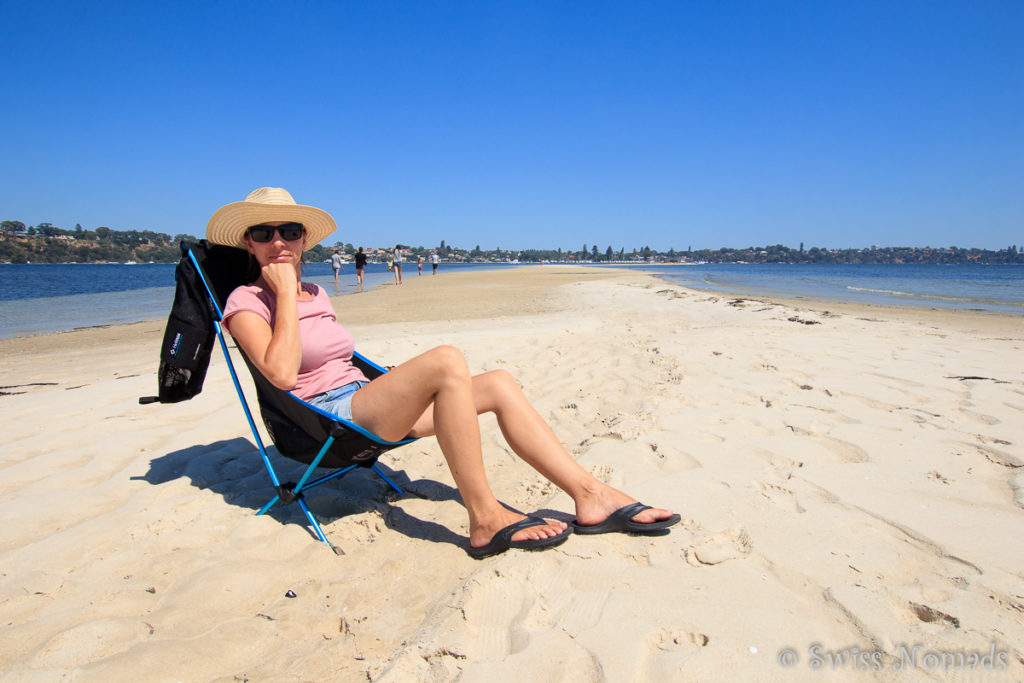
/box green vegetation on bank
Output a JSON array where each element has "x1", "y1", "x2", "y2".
[{"x1": 1, "y1": 221, "x2": 1021, "y2": 265}]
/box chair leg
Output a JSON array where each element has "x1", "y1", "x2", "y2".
[
  {"x1": 255, "y1": 486, "x2": 340, "y2": 552},
  {"x1": 296, "y1": 497, "x2": 342, "y2": 554},
  {"x1": 255, "y1": 451, "x2": 402, "y2": 552},
  {"x1": 371, "y1": 464, "x2": 405, "y2": 495},
  {"x1": 256, "y1": 496, "x2": 279, "y2": 516},
  {"x1": 302, "y1": 464, "x2": 359, "y2": 490}
]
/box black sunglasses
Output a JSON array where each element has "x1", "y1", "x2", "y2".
[{"x1": 246, "y1": 223, "x2": 306, "y2": 243}]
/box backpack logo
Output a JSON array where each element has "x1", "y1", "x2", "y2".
[{"x1": 168, "y1": 331, "x2": 183, "y2": 357}]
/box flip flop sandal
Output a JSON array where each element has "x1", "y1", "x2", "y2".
[
  {"x1": 571, "y1": 502, "x2": 681, "y2": 535},
  {"x1": 467, "y1": 516, "x2": 573, "y2": 559}
]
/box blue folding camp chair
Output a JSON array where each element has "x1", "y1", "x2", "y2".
[{"x1": 142, "y1": 240, "x2": 415, "y2": 553}]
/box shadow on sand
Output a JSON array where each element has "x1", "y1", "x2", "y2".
[{"x1": 134, "y1": 438, "x2": 472, "y2": 550}]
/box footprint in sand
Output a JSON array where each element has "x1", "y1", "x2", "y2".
[
  {"x1": 1009, "y1": 472, "x2": 1024, "y2": 511},
  {"x1": 907, "y1": 602, "x2": 961, "y2": 629},
  {"x1": 686, "y1": 527, "x2": 752, "y2": 566},
  {"x1": 767, "y1": 452, "x2": 804, "y2": 475},
  {"x1": 651, "y1": 630, "x2": 710, "y2": 649},
  {"x1": 641, "y1": 629, "x2": 711, "y2": 679},
  {"x1": 972, "y1": 442, "x2": 1023, "y2": 468},
  {"x1": 756, "y1": 480, "x2": 805, "y2": 513},
  {"x1": 815, "y1": 436, "x2": 870, "y2": 464},
  {"x1": 516, "y1": 478, "x2": 557, "y2": 507}
]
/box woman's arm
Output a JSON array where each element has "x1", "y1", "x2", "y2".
[{"x1": 229, "y1": 264, "x2": 303, "y2": 390}]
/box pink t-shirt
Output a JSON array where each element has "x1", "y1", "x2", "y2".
[{"x1": 222, "y1": 282, "x2": 368, "y2": 400}]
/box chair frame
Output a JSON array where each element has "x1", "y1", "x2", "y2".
[{"x1": 187, "y1": 245, "x2": 413, "y2": 553}]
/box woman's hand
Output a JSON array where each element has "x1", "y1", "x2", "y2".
[
  {"x1": 261, "y1": 263, "x2": 300, "y2": 297},
  {"x1": 229, "y1": 262, "x2": 303, "y2": 391}
]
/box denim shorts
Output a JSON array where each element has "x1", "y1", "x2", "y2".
[{"x1": 307, "y1": 380, "x2": 368, "y2": 421}]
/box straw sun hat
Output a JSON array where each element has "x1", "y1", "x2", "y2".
[{"x1": 206, "y1": 187, "x2": 336, "y2": 250}]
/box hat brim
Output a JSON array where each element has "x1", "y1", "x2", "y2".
[{"x1": 206, "y1": 201, "x2": 336, "y2": 250}]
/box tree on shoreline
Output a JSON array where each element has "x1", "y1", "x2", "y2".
[{"x1": 1, "y1": 221, "x2": 1022, "y2": 265}]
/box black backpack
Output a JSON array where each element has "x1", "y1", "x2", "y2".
[{"x1": 140, "y1": 240, "x2": 255, "y2": 404}]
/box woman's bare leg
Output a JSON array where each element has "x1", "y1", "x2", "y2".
[
  {"x1": 350, "y1": 346, "x2": 567, "y2": 549},
  {"x1": 405, "y1": 368, "x2": 676, "y2": 527}
]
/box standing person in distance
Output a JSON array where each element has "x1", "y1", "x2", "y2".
[
  {"x1": 392, "y1": 245, "x2": 404, "y2": 285},
  {"x1": 331, "y1": 249, "x2": 344, "y2": 283},
  {"x1": 355, "y1": 247, "x2": 367, "y2": 292}
]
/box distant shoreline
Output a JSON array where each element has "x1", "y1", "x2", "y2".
[{"x1": 3, "y1": 227, "x2": 1022, "y2": 266}]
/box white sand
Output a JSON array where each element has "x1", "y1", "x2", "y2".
[{"x1": 1, "y1": 267, "x2": 1022, "y2": 680}]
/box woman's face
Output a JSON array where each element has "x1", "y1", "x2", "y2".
[{"x1": 244, "y1": 221, "x2": 307, "y2": 268}]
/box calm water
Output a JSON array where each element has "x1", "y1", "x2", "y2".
[
  {"x1": 615, "y1": 263, "x2": 1024, "y2": 316},
  {"x1": 0, "y1": 261, "x2": 522, "y2": 338},
  {"x1": 0, "y1": 262, "x2": 1021, "y2": 339}
]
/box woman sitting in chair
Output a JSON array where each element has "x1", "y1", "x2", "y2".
[{"x1": 207, "y1": 187, "x2": 679, "y2": 558}]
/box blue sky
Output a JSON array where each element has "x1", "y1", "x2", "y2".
[{"x1": 2, "y1": 1, "x2": 1021, "y2": 251}]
